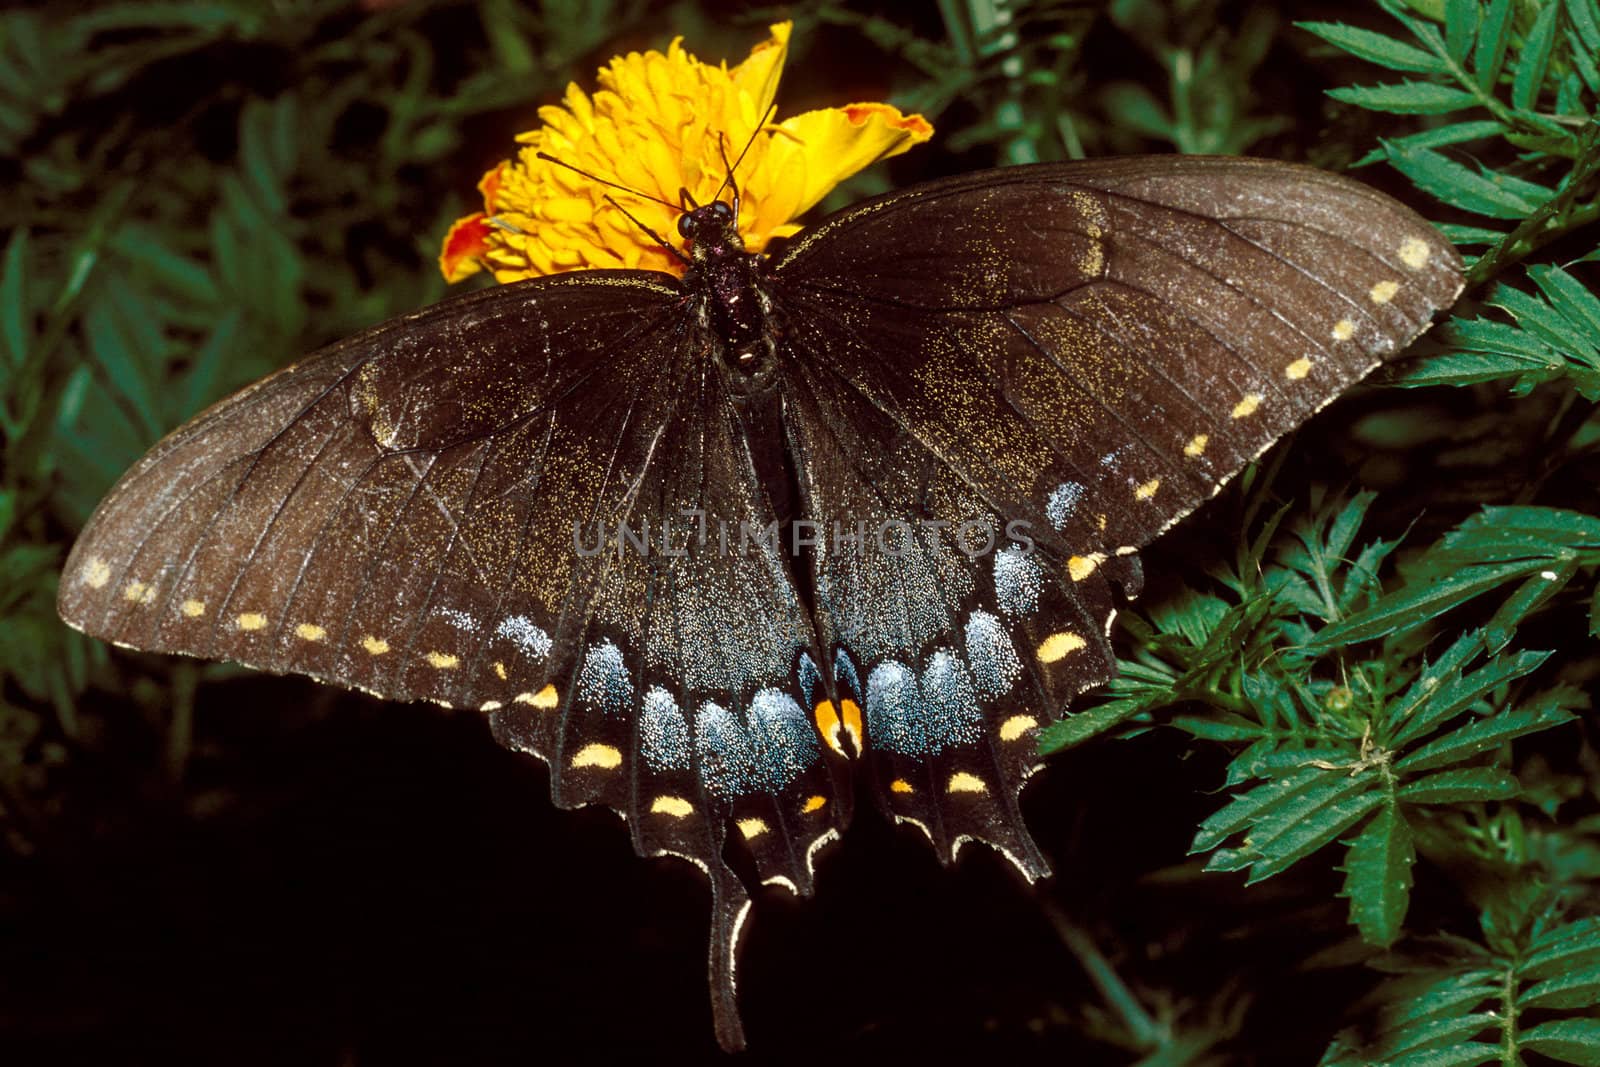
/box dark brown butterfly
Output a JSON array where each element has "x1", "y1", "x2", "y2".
[{"x1": 58, "y1": 156, "x2": 1463, "y2": 1049}]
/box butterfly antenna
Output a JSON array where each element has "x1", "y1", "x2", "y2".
[
  {"x1": 712, "y1": 101, "x2": 776, "y2": 207},
  {"x1": 535, "y1": 152, "x2": 677, "y2": 211},
  {"x1": 604, "y1": 194, "x2": 691, "y2": 267}
]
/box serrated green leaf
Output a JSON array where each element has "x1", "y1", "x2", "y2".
[
  {"x1": 1451, "y1": 506, "x2": 1600, "y2": 550},
  {"x1": 1386, "y1": 1014, "x2": 1501, "y2": 1058},
  {"x1": 1343, "y1": 802, "x2": 1414, "y2": 946},
  {"x1": 1436, "y1": 223, "x2": 1507, "y2": 245},
  {"x1": 1386, "y1": 1044, "x2": 1502, "y2": 1067},
  {"x1": 1397, "y1": 767, "x2": 1521, "y2": 804},
  {"x1": 1393, "y1": 348, "x2": 1566, "y2": 389},
  {"x1": 1492, "y1": 284, "x2": 1600, "y2": 365},
  {"x1": 1519, "y1": 1018, "x2": 1600, "y2": 1066},
  {"x1": 1385, "y1": 143, "x2": 1552, "y2": 218},
  {"x1": 1191, "y1": 763, "x2": 1345, "y2": 853},
  {"x1": 1475, "y1": 0, "x2": 1514, "y2": 89},
  {"x1": 1567, "y1": 25, "x2": 1600, "y2": 94},
  {"x1": 1531, "y1": 265, "x2": 1600, "y2": 348},
  {"x1": 1388, "y1": 649, "x2": 1551, "y2": 748},
  {"x1": 1038, "y1": 697, "x2": 1148, "y2": 751},
  {"x1": 1486, "y1": 557, "x2": 1578, "y2": 652},
  {"x1": 1299, "y1": 21, "x2": 1448, "y2": 72},
  {"x1": 1519, "y1": 966, "x2": 1600, "y2": 1010},
  {"x1": 1511, "y1": 1, "x2": 1559, "y2": 110},
  {"x1": 1315, "y1": 560, "x2": 1541, "y2": 646},
  {"x1": 1572, "y1": 0, "x2": 1600, "y2": 51},
  {"x1": 1394, "y1": 697, "x2": 1575, "y2": 775},
  {"x1": 1330, "y1": 80, "x2": 1478, "y2": 114},
  {"x1": 1245, "y1": 789, "x2": 1387, "y2": 883},
  {"x1": 1388, "y1": 972, "x2": 1503, "y2": 1030},
  {"x1": 1354, "y1": 120, "x2": 1504, "y2": 166},
  {"x1": 1443, "y1": 0, "x2": 1477, "y2": 63}
]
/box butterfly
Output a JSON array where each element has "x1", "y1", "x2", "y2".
[{"x1": 59, "y1": 154, "x2": 1463, "y2": 1049}]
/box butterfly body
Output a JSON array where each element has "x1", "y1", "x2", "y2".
[{"x1": 59, "y1": 157, "x2": 1464, "y2": 1050}]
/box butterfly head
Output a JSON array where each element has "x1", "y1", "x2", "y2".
[{"x1": 678, "y1": 198, "x2": 745, "y2": 261}]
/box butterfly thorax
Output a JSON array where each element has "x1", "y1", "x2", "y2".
[{"x1": 679, "y1": 200, "x2": 780, "y2": 386}]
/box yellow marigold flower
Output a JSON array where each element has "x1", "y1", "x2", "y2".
[{"x1": 439, "y1": 21, "x2": 933, "y2": 283}]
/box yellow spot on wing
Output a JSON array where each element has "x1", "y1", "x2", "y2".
[
  {"x1": 840, "y1": 698, "x2": 862, "y2": 750},
  {"x1": 1067, "y1": 554, "x2": 1100, "y2": 582},
  {"x1": 802, "y1": 795, "x2": 828, "y2": 813},
  {"x1": 737, "y1": 817, "x2": 768, "y2": 839},
  {"x1": 479, "y1": 700, "x2": 503, "y2": 712},
  {"x1": 1183, "y1": 434, "x2": 1208, "y2": 458},
  {"x1": 572, "y1": 743, "x2": 622, "y2": 769},
  {"x1": 947, "y1": 772, "x2": 987, "y2": 794},
  {"x1": 362, "y1": 635, "x2": 390, "y2": 655},
  {"x1": 294, "y1": 623, "x2": 326, "y2": 642},
  {"x1": 514, "y1": 685, "x2": 559, "y2": 708},
  {"x1": 493, "y1": 661, "x2": 507, "y2": 680},
  {"x1": 180, "y1": 599, "x2": 206, "y2": 618},
  {"x1": 1037, "y1": 631, "x2": 1086, "y2": 663},
  {"x1": 651, "y1": 795, "x2": 693, "y2": 818},
  {"x1": 1134, "y1": 478, "x2": 1160, "y2": 501},
  {"x1": 999, "y1": 714, "x2": 1038, "y2": 741},
  {"x1": 1369, "y1": 279, "x2": 1400, "y2": 304},
  {"x1": 815, "y1": 699, "x2": 862, "y2": 757},
  {"x1": 425, "y1": 651, "x2": 460, "y2": 669},
  {"x1": 1231, "y1": 394, "x2": 1262, "y2": 420},
  {"x1": 236, "y1": 612, "x2": 267, "y2": 631},
  {"x1": 1332, "y1": 319, "x2": 1355, "y2": 341},
  {"x1": 1399, "y1": 237, "x2": 1430, "y2": 270},
  {"x1": 889, "y1": 779, "x2": 914, "y2": 794},
  {"x1": 1285, "y1": 357, "x2": 1313, "y2": 380},
  {"x1": 82, "y1": 557, "x2": 111, "y2": 589},
  {"x1": 123, "y1": 580, "x2": 155, "y2": 605}
]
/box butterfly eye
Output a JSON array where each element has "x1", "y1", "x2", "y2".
[
  {"x1": 676, "y1": 214, "x2": 697, "y2": 239},
  {"x1": 710, "y1": 200, "x2": 734, "y2": 222}
]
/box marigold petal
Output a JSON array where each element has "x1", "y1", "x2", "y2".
[
  {"x1": 438, "y1": 212, "x2": 492, "y2": 282},
  {"x1": 770, "y1": 103, "x2": 935, "y2": 216},
  {"x1": 731, "y1": 22, "x2": 791, "y2": 118}
]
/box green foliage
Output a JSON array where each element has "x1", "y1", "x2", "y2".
[{"x1": 2, "y1": 0, "x2": 1599, "y2": 1061}]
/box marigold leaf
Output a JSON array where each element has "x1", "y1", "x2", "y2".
[
  {"x1": 1396, "y1": 767, "x2": 1521, "y2": 804},
  {"x1": 1524, "y1": 917, "x2": 1600, "y2": 979},
  {"x1": 1191, "y1": 762, "x2": 1344, "y2": 854},
  {"x1": 1485, "y1": 558, "x2": 1578, "y2": 653},
  {"x1": 1475, "y1": 0, "x2": 1515, "y2": 88},
  {"x1": 1511, "y1": 1, "x2": 1559, "y2": 111},
  {"x1": 1329, "y1": 80, "x2": 1478, "y2": 114},
  {"x1": 1519, "y1": 1019, "x2": 1600, "y2": 1066},
  {"x1": 1245, "y1": 789, "x2": 1386, "y2": 883},
  {"x1": 1443, "y1": 0, "x2": 1477, "y2": 63},
  {"x1": 1342, "y1": 801, "x2": 1414, "y2": 946},
  {"x1": 1571, "y1": 0, "x2": 1600, "y2": 52},
  {"x1": 1298, "y1": 21, "x2": 1448, "y2": 73},
  {"x1": 1356, "y1": 120, "x2": 1504, "y2": 166},
  {"x1": 1386, "y1": 1045, "x2": 1504, "y2": 1067},
  {"x1": 1518, "y1": 967, "x2": 1600, "y2": 1011},
  {"x1": 1381, "y1": 1009, "x2": 1498, "y2": 1058},
  {"x1": 1314, "y1": 560, "x2": 1541, "y2": 646},
  {"x1": 1385, "y1": 143, "x2": 1552, "y2": 218},
  {"x1": 1393, "y1": 697, "x2": 1575, "y2": 775}
]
